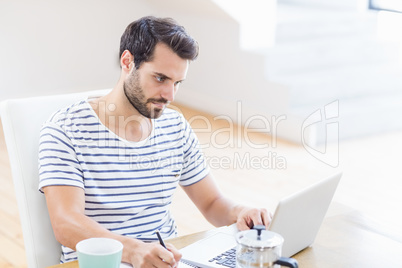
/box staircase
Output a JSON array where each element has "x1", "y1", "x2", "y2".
[
  {"x1": 160, "y1": 0, "x2": 402, "y2": 144},
  {"x1": 263, "y1": 2, "x2": 402, "y2": 142}
]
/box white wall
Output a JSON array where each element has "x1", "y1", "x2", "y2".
[
  {"x1": 1, "y1": 0, "x2": 288, "y2": 108},
  {"x1": 0, "y1": 0, "x2": 152, "y2": 100},
  {"x1": 1, "y1": 0, "x2": 304, "y2": 143}
]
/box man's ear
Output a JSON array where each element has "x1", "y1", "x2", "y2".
[{"x1": 120, "y1": 50, "x2": 134, "y2": 73}]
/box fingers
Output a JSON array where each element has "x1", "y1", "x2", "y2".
[
  {"x1": 157, "y1": 244, "x2": 178, "y2": 268},
  {"x1": 261, "y1": 208, "x2": 272, "y2": 229},
  {"x1": 236, "y1": 219, "x2": 251, "y2": 231},
  {"x1": 236, "y1": 207, "x2": 272, "y2": 231},
  {"x1": 166, "y1": 243, "x2": 182, "y2": 263},
  {"x1": 129, "y1": 242, "x2": 178, "y2": 268}
]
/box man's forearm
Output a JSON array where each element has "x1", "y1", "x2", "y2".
[
  {"x1": 201, "y1": 196, "x2": 245, "y2": 227},
  {"x1": 51, "y1": 210, "x2": 143, "y2": 264},
  {"x1": 201, "y1": 196, "x2": 270, "y2": 230},
  {"x1": 44, "y1": 186, "x2": 145, "y2": 264}
]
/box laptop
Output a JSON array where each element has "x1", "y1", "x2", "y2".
[{"x1": 180, "y1": 172, "x2": 342, "y2": 268}]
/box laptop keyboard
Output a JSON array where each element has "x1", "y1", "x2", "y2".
[{"x1": 208, "y1": 247, "x2": 237, "y2": 268}]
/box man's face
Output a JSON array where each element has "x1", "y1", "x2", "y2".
[{"x1": 123, "y1": 43, "x2": 189, "y2": 119}]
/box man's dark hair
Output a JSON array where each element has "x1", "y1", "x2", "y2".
[{"x1": 119, "y1": 16, "x2": 199, "y2": 69}]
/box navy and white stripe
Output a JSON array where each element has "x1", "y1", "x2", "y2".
[{"x1": 38, "y1": 99, "x2": 209, "y2": 263}]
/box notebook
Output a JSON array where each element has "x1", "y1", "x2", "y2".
[{"x1": 180, "y1": 172, "x2": 342, "y2": 268}]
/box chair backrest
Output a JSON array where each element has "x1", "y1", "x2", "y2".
[{"x1": 0, "y1": 89, "x2": 110, "y2": 268}]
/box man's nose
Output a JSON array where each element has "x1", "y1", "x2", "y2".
[{"x1": 161, "y1": 83, "x2": 176, "y2": 102}]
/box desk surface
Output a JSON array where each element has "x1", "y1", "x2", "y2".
[{"x1": 48, "y1": 209, "x2": 402, "y2": 268}]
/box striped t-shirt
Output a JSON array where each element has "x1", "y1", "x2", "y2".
[{"x1": 38, "y1": 99, "x2": 209, "y2": 263}]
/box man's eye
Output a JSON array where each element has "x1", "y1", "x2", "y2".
[
  {"x1": 174, "y1": 81, "x2": 182, "y2": 86},
  {"x1": 156, "y1": 76, "x2": 165, "y2": 82}
]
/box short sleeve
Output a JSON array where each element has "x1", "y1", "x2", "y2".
[
  {"x1": 38, "y1": 122, "x2": 84, "y2": 192},
  {"x1": 179, "y1": 116, "x2": 209, "y2": 186}
]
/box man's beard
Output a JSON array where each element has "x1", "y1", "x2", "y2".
[{"x1": 123, "y1": 70, "x2": 169, "y2": 119}]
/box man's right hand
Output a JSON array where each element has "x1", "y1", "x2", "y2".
[
  {"x1": 43, "y1": 185, "x2": 182, "y2": 268},
  {"x1": 124, "y1": 239, "x2": 182, "y2": 268}
]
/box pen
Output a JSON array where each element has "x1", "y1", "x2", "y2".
[{"x1": 156, "y1": 230, "x2": 167, "y2": 248}]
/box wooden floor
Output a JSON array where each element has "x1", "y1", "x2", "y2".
[
  {"x1": 0, "y1": 120, "x2": 26, "y2": 268},
  {"x1": 1, "y1": 103, "x2": 401, "y2": 267}
]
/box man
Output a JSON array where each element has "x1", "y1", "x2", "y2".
[{"x1": 39, "y1": 16, "x2": 270, "y2": 267}]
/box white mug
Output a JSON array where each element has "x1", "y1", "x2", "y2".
[{"x1": 76, "y1": 237, "x2": 123, "y2": 268}]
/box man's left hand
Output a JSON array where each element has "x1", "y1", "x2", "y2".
[{"x1": 236, "y1": 207, "x2": 272, "y2": 231}]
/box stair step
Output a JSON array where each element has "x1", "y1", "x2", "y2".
[
  {"x1": 264, "y1": 35, "x2": 399, "y2": 78},
  {"x1": 290, "y1": 92, "x2": 402, "y2": 142},
  {"x1": 280, "y1": 61, "x2": 402, "y2": 107},
  {"x1": 275, "y1": 4, "x2": 378, "y2": 43}
]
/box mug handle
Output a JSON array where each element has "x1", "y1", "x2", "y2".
[{"x1": 274, "y1": 257, "x2": 299, "y2": 268}]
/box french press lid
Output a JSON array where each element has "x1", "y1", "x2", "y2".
[{"x1": 236, "y1": 225, "x2": 284, "y2": 249}]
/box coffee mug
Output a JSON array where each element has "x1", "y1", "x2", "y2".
[{"x1": 76, "y1": 237, "x2": 123, "y2": 268}]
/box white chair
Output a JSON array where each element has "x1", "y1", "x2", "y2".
[{"x1": 0, "y1": 89, "x2": 110, "y2": 268}]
